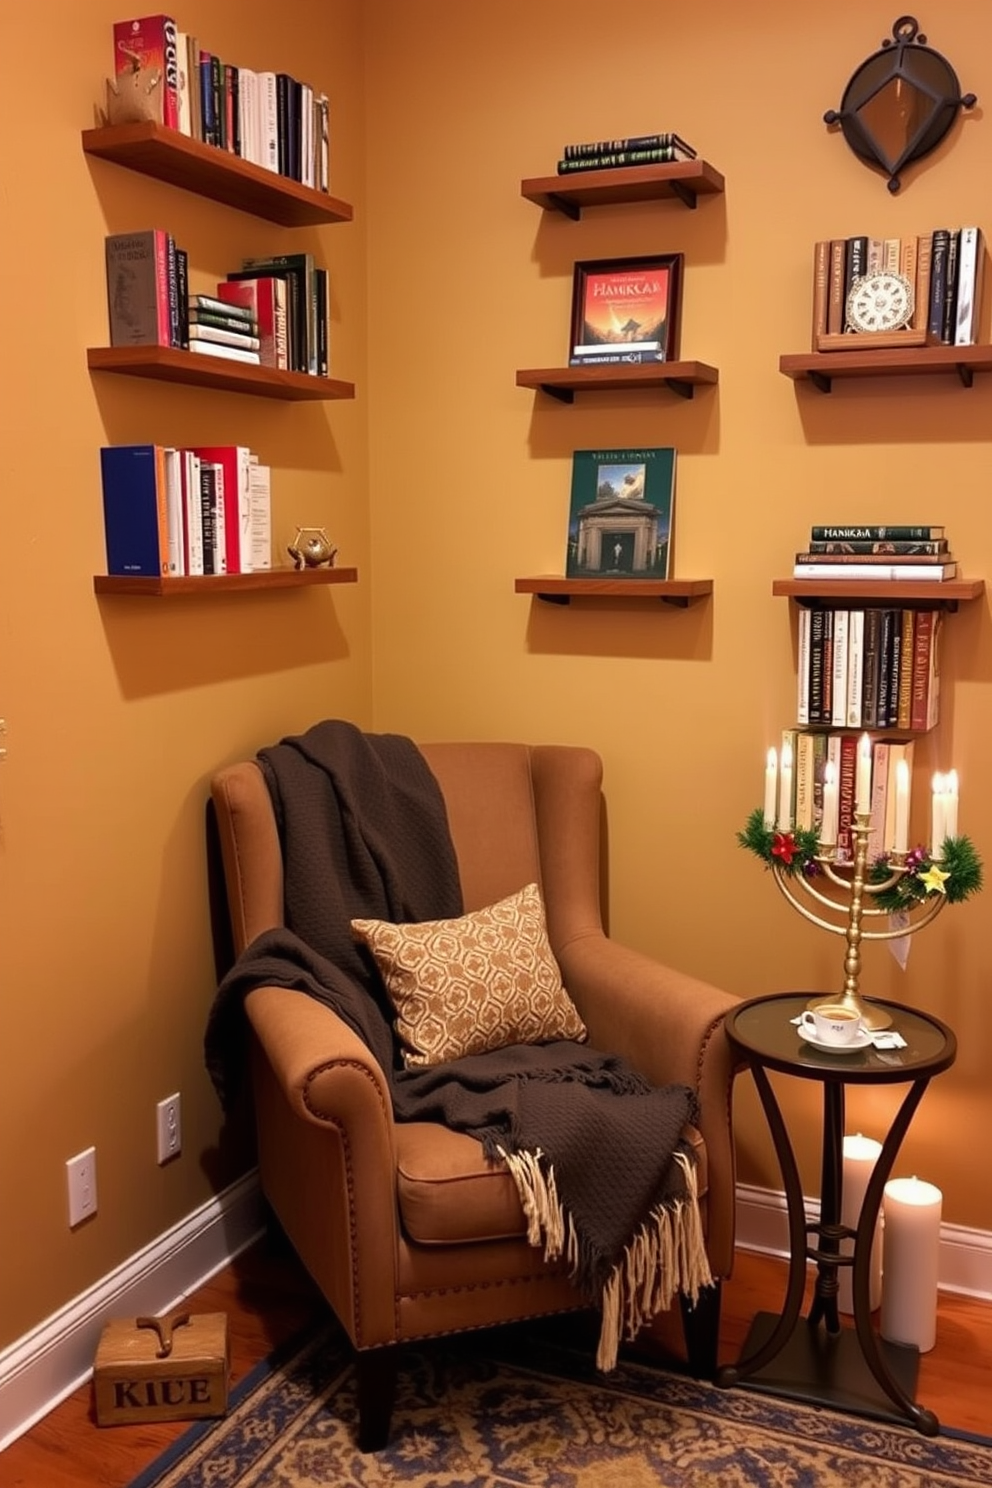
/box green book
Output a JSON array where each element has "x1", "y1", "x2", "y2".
[{"x1": 565, "y1": 447, "x2": 676, "y2": 579}]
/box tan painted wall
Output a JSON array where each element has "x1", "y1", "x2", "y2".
[
  {"x1": 2, "y1": 0, "x2": 991, "y2": 1358},
  {"x1": 362, "y1": 1, "x2": 992, "y2": 1222},
  {"x1": 0, "y1": 0, "x2": 370, "y2": 1345}
]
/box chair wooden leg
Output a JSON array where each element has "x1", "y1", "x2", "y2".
[
  {"x1": 355, "y1": 1345, "x2": 399, "y2": 1451},
  {"x1": 679, "y1": 1281, "x2": 722, "y2": 1379}
]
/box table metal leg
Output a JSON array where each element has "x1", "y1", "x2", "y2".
[{"x1": 807, "y1": 1081, "x2": 844, "y2": 1336}]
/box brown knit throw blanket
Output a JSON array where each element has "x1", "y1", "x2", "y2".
[{"x1": 205, "y1": 720, "x2": 712, "y2": 1369}]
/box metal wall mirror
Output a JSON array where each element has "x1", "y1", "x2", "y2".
[{"x1": 824, "y1": 15, "x2": 976, "y2": 192}]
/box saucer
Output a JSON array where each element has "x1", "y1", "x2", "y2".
[{"x1": 798, "y1": 1024, "x2": 873, "y2": 1054}]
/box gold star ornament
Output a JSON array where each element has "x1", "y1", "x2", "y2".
[{"x1": 918, "y1": 864, "x2": 951, "y2": 895}]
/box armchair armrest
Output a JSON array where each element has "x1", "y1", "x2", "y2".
[
  {"x1": 245, "y1": 986, "x2": 402, "y2": 1345},
  {"x1": 556, "y1": 930, "x2": 743, "y2": 1277}
]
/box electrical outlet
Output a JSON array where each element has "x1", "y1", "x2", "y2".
[
  {"x1": 156, "y1": 1093, "x2": 182, "y2": 1165},
  {"x1": 67, "y1": 1147, "x2": 98, "y2": 1227}
]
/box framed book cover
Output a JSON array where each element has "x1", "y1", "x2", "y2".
[
  {"x1": 569, "y1": 255, "x2": 683, "y2": 363},
  {"x1": 565, "y1": 448, "x2": 676, "y2": 579}
]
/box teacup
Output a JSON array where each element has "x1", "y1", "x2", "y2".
[{"x1": 799, "y1": 1005, "x2": 864, "y2": 1046}]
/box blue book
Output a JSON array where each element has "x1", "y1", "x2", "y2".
[{"x1": 100, "y1": 445, "x2": 168, "y2": 577}]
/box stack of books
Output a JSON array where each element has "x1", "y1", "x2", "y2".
[
  {"x1": 793, "y1": 526, "x2": 957, "y2": 582},
  {"x1": 555, "y1": 132, "x2": 696, "y2": 176},
  {"x1": 812, "y1": 229, "x2": 985, "y2": 348},
  {"x1": 189, "y1": 295, "x2": 260, "y2": 366}
]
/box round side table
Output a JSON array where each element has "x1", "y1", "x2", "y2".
[{"x1": 716, "y1": 991, "x2": 955, "y2": 1435}]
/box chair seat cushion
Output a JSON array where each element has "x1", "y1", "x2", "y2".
[{"x1": 395, "y1": 1120, "x2": 707, "y2": 1246}]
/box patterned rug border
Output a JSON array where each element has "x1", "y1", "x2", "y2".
[{"x1": 124, "y1": 1320, "x2": 992, "y2": 1488}]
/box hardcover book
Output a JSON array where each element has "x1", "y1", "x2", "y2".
[
  {"x1": 105, "y1": 230, "x2": 171, "y2": 347},
  {"x1": 810, "y1": 526, "x2": 945, "y2": 541},
  {"x1": 565, "y1": 448, "x2": 676, "y2": 580},
  {"x1": 99, "y1": 444, "x2": 169, "y2": 577},
  {"x1": 111, "y1": 14, "x2": 180, "y2": 128},
  {"x1": 216, "y1": 277, "x2": 288, "y2": 369}
]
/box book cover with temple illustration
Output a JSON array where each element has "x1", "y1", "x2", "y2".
[{"x1": 565, "y1": 447, "x2": 676, "y2": 579}]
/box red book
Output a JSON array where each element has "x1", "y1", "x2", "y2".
[
  {"x1": 216, "y1": 278, "x2": 287, "y2": 368},
  {"x1": 836, "y1": 734, "x2": 858, "y2": 862},
  {"x1": 113, "y1": 15, "x2": 180, "y2": 129},
  {"x1": 190, "y1": 446, "x2": 253, "y2": 575}
]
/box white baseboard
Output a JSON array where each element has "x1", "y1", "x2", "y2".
[
  {"x1": 0, "y1": 1170, "x2": 264, "y2": 1452},
  {"x1": 735, "y1": 1181, "x2": 992, "y2": 1298}
]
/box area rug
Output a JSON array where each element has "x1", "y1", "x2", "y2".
[{"x1": 127, "y1": 1321, "x2": 992, "y2": 1488}]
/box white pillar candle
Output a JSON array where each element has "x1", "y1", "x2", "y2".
[
  {"x1": 763, "y1": 748, "x2": 778, "y2": 829},
  {"x1": 944, "y1": 769, "x2": 959, "y2": 840},
  {"x1": 893, "y1": 758, "x2": 910, "y2": 855},
  {"x1": 880, "y1": 1176, "x2": 942, "y2": 1352},
  {"x1": 820, "y1": 760, "x2": 838, "y2": 847},
  {"x1": 838, "y1": 1133, "x2": 883, "y2": 1315},
  {"x1": 931, "y1": 772, "x2": 947, "y2": 857},
  {"x1": 856, "y1": 732, "x2": 872, "y2": 816},
  {"x1": 777, "y1": 742, "x2": 793, "y2": 830}
]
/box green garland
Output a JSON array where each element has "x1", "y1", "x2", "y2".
[{"x1": 738, "y1": 806, "x2": 984, "y2": 908}]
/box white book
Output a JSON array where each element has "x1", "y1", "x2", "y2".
[
  {"x1": 792, "y1": 563, "x2": 956, "y2": 582},
  {"x1": 796, "y1": 606, "x2": 810, "y2": 726},
  {"x1": 248, "y1": 461, "x2": 272, "y2": 570},
  {"x1": 830, "y1": 609, "x2": 849, "y2": 727},
  {"x1": 188, "y1": 340, "x2": 261, "y2": 366},
  {"x1": 238, "y1": 68, "x2": 258, "y2": 165},
  {"x1": 183, "y1": 450, "x2": 204, "y2": 576},
  {"x1": 846, "y1": 609, "x2": 865, "y2": 728},
  {"x1": 868, "y1": 741, "x2": 890, "y2": 860},
  {"x1": 257, "y1": 72, "x2": 279, "y2": 174},
  {"x1": 234, "y1": 446, "x2": 254, "y2": 574},
  {"x1": 317, "y1": 94, "x2": 329, "y2": 191},
  {"x1": 571, "y1": 341, "x2": 662, "y2": 355},
  {"x1": 953, "y1": 226, "x2": 985, "y2": 346},
  {"x1": 301, "y1": 82, "x2": 314, "y2": 188},
  {"x1": 189, "y1": 324, "x2": 261, "y2": 351}
]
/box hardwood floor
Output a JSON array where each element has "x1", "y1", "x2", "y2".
[{"x1": 3, "y1": 1234, "x2": 990, "y2": 1486}]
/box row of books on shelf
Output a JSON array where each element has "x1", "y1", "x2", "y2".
[
  {"x1": 780, "y1": 729, "x2": 916, "y2": 864},
  {"x1": 109, "y1": 15, "x2": 329, "y2": 190},
  {"x1": 100, "y1": 444, "x2": 271, "y2": 579},
  {"x1": 797, "y1": 606, "x2": 942, "y2": 733},
  {"x1": 105, "y1": 231, "x2": 326, "y2": 373},
  {"x1": 812, "y1": 228, "x2": 985, "y2": 347},
  {"x1": 791, "y1": 524, "x2": 957, "y2": 582},
  {"x1": 554, "y1": 131, "x2": 696, "y2": 175}
]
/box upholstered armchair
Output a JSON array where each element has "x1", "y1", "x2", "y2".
[{"x1": 208, "y1": 739, "x2": 741, "y2": 1449}]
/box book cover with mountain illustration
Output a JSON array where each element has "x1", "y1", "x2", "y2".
[{"x1": 565, "y1": 447, "x2": 676, "y2": 579}]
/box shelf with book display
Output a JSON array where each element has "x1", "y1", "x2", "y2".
[
  {"x1": 87, "y1": 346, "x2": 355, "y2": 401},
  {"x1": 81, "y1": 122, "x2": 353, "y2": 227},
  {"x1": 515, "y1": 577, "x2": 712, "y2": 607},
  {"x1": 779, "y1": 344, "x2": 992, "y2": 393},
  {"x1": 93, "y1": 567, "x2": 358, "y2": 597},
  {"x1": 520, "y1": 159, "x2": 725, "y2": 218},
  {"x1": 516, "y1": 360, "x2": 718, "y2": 402},
  {"x1": 773, "y1": 578, "x2": 984, "y2": 612}
]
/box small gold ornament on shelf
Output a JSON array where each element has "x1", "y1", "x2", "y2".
[{"x1": 287, "y1": 527, "x2": 338, "y2": 570}]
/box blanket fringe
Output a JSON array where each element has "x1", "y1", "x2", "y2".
[{"x1": 497, "y1": 1144, "x2": 713, "y2": 1372}]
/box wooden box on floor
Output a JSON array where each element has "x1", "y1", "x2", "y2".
[{"x1": 93, "y1": 1311, "x2": 229, "y2": 1426}]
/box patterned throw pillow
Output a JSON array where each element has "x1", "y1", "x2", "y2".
[{"x1": 351, "y1": 882, "x2": 587, "y2": 1069}]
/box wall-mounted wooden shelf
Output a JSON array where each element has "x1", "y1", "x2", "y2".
[
  {"x1": 779, "y1": 344, "x2": 992, "y2": 393},
  {"x1": 516, "y1": 360, "x2": 718, "y2": 402},
  {"x1": 94, "y1": 567, "x2": 358, "y2": 597},
  {"x1": 81, "y1": 122, "x2": 353, "y2": 227},
  {"x1": 773, "y1": 578, "x2": 984, "y2": 611},
  {"x1": 520, "y1": 160, "x2": 725, "y2": 218},
  {"x1": 87, "y1": 346, "x2": 355, "y2": 401},
  {"x1": 516, "y1": 577, "x2": 713, "y2": 607}
]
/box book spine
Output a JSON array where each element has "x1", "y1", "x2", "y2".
[
  {"x1": 846, "y1": 609, "x2": 865, "y2": 729},
  {"x1": 161, "y1": 17, "x2": 180, "y2": 129},
  {"x1": 792, "y1": 563, "x2": 955, "y2": 581},
  {"x1": 187, "y1": 340, "x2": 260, "y2": 364},
  {"x1": 807, "y1": 540, "x2": 948, "y2": 555},
  {"x1": 556, "y1": 147, "x2": 687, "y2": 173},
  {"x1": 837, "y1": 734, "x2": 858, "y2": 862},
  {"x1": 810, "y1": 526, "x2": 945, "y2": 541},
  {"x1": 183, "y1": 451, "x2": 204, "y2": 576},
  {"x1": 796, "y1": 607, "x2": 811, "y2": 726},
  {"x1": 899, "y1": 234, "x2": 918, "y2": 319},
  {"x1": 175, "y1": 247, "x2": 189, "y2": 348},
  {"x1": 868, "y1": 741, "x2": 890, "y2": 860},
  {"x1": 315, "y1": 267, "x2": 328, "y2": 376},
  {"x1": 199, "y1": 52, "x2": 215, "y2": 144},
  {"x1": 563, "y1": 133, "x2": 695, "y2": 159},
  {"x1": 883, "y1": 238, "x2": 901, "y2": 272},
  {"x1": 807, "y1": 609, "x2": 825, "y2": 725},
  {"x1": 912, "y1": 230, "x2": 932, "y2": 336},
  {"x1": 191, "y1": 309, "x2": 260, "y2": 334},
  {"x1": 876, "y1": 607, "x2": 895, "y2": 728},
  {"x1": 953, "y1": 226, "x2": 983, "y2": 345},
  {"x1": 794, "y1": 731, "x2": 815, "y2": 831},
  {"x1": 226, "y1": 64, "x2": 239, "y2": 155},
  {"x1": 909, "y1": 610, "x2": 934, "y2": 731},
  {"x1": 811, "y1": 240, "x2": 830, "y2": 346},
  {"x1": 941, "y1": 229, "x2": 961, "y2": 344},
  {"x1": 189, "y1": 324, "x2": 261, "y2": 349},
  {"x1": 827, "y1": 239, "x2": 847, "y2": 335},
  {"x1": 248, "y1": 462, "x2": 272, "y2": 570},
  {"x1": 862, "y1": 609, "x2": 881, "y2": 729},
  {"x1": 897, "y1": 608, "x2": 915, "y2": 730},
  {"x1": 843, "y1": 236, "x2": 868, "y2": 331},
  {"x1": 830, "y1": 609, "x2": 849, "y2": 727},
  {"x1": 199, "y1": 464, "x2": 217, "y2": 574},
  {"x1": 820, "y1": 610, "x2": 834, "y2": 725},
  {"x1": 100, "y1": 444, "x2": 168, "y2": 576},
  {"x1": 568, "y1": 350, "x2": 663, "y2": 365},
  {"x1": 795, "y1": 551, "x2": 951, "y2": 566},
  {"x1": 927, "y1": 230, "x2": 950, "y2": 342},
  {"x1": 163, "y1": 446, "x2": 183, "y2": 575}
]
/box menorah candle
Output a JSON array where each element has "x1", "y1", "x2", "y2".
[
  {"x1": 944, "y1": 769, "x2": 959, "y2": 839},
  {"x1": 838, "y1": 1133, "x2": 883, "y2": 1315},
  {"x1": 880, "y1": 1176, "x2": 942, "y2": 1352},
  {"x1": 931, "y1": 773, "x2": 947, "y2": 855},
  {"x1": 820, "y1": 760, "x2": 838, "y2": 846},
  {"x1": 856, "y1": 733, "x2": 872, "y2": 815},
  {"x1": 778, "y1": 742, "x2": 793, "y2": 830},
  {"x1": 893, "y1": 759, "x2": 910, "y2": 854},
  {"x1": 763, "y1": 748, "x2": 778, "y2": 828}
]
